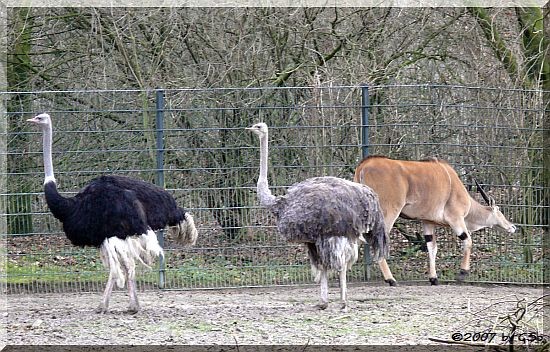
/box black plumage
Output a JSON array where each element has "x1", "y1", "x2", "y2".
[
  {"x1": 45, "y1": 175, "x2": 188, "y2": 247},
  {"x1": 28, "y1": 113, "x2": 198, "y2": 313}
]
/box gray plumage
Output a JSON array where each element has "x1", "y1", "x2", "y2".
[
  {"x1": 274, "y1": 176, "x2": 387, "y2": 259},
  {"x1": 247, "y1": 123, "x2": 388, "y2": 310}
]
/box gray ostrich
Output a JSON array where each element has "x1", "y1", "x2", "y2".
[{"x1": 247, "y1": 123, "x2": 389, "y2": 310}]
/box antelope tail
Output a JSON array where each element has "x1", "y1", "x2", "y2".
[{"x1": 367, "y1": 220, "x2": 390, "y2": 262}]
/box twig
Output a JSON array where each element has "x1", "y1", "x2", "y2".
[{"x1": 301, "y1": 338, "x2": 311, "y2": 351}]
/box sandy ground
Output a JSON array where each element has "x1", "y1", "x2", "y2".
[{"x1": 2, "y1": 283, "x2": 547, "y2": 347}]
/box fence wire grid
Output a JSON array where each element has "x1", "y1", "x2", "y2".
[{"x1": 2, "y1": 84, "x2": 548, "y2": 294}]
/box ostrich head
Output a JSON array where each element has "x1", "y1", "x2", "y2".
[
  {"x1": 27, "y1": 113, "x2": 51, "y2": 129},
  {"x1": 246, "y1": 122, "x2": 277, "y2": 207},
  {"x1": 246, "y1": 122, "x2": 268, "y2": 138}
]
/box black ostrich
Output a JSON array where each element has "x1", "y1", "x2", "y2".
[
  {"x1": 247, "y1": 123, "x2": 388, "y2": 310},
  {"x1": 27, "y1": 113, "x2": 198, "y2": 313}
]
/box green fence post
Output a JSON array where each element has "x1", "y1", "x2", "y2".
[
  {"x1": 361, "y1": 84, "x2": 372, "y2": 281},
  {"x1": 156, "y1": 89, "x2": 166, "y2": 289}
]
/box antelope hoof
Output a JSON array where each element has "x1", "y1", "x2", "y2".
[
  {"x1": 456, "y1": 269, "x2": 470, "y2": 282},
  {"x1": 316, "y1": 302, "x2": 328, "y2": 310},
  {"x1": 429, "y1": 277, "x2": 439, "y2": 286},
  {"x1": 385, "y1": 278, "x2": 397, "y2": 287}
]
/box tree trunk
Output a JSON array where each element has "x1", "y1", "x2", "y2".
[{"x1": 7, "y1": 8, "x2": 34, "y2": 235}]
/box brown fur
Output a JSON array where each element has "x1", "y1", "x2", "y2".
[
  {"x1": 354, "y1": 156, "x2": 516, "y2": 285},
  {"x1": 354, "y1": 156, "x2": 468, "y2": 227}
]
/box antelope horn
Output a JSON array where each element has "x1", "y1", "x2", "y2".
[{"x1": 475, "y1": 180, "x2": 495, "y2": 206}]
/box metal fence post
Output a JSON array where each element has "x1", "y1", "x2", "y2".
[
  {"x1": 155, "y1": 89, "x2": 166, "y2": 289},
  {"x1": 361, "y1": 84, "x2": 372, "y2": 281},
  {"x1": 361, "y1": 85, "x2": 370, "y2": 158}
]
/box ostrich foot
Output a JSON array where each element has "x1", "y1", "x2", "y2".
[
  {"x1": 126, "y1": 304, "x2": 140, "y2": 315},
  {"x1": 126, "y1": 308, "x2": 139, "y2": 315},
  {"x1": 340, "y1": 303, "x2": 348, "y2": 312},
  {"x1": 316, "y1": 302, "x2": 328, "y2": 310},
  {"x1": 429, "y1": 277, "x2": 439, "y2": 286},
  {"x1": 456, "y1": 269, "x2": 470, "y2": 282},
  {"x1": 95, "y1": 305, "x2": 109, "y2": 314},
  {"x1": 385, "y1": 278, "x2": 397, "y2": 287}
]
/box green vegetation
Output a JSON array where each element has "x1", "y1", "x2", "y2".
[{"x1": 5, "y1": 244, "x2": 544, "y2": 292}]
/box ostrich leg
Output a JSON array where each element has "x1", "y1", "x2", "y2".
[
  {"x1": 317, "y1": 269, "x2": 329, "y2": 310},
  {"x1": 127, "y1": 277, "x2": 140, "y2": 314},
  {"x1": 124, "y1": 257, "x2": 140, "y2": 314},
  {"x1": 339, "y1": 269, "x2": 348, "y2": 312},
  {"x1": 96, "y1": 276, "x2": 115, "y2": 313}
]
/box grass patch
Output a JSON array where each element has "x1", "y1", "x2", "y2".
[
  {"x1": 4, "y1": 255, "x2": 106, "y2": 285},
  {"x1": 4, "y1": 243, "x2": 545, "y2": 292},
  {"x1": 163, "y1": 263, "x2": 313, "y2": 289}
]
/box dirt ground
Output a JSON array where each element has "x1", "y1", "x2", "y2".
[{"x1": 1, "y1": 283, "x2": 547, "y2": 347}]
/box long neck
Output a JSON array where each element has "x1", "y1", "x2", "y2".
[
  {"x1": 257, "y1": 132, "x2": 277, "y2": 207},
  {"x1": 42, "y1": 123, "x2": 56, "y2": 184},
  {"x1": 44, "y1": 181, "x2": 71, "y2": 221},
  {"x1": 41, "y1": 123, "x2": 73, "y2": 220}
]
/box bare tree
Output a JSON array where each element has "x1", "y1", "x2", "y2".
[{"x1": 6, "y1": 7, "x2": 547, "y2": 240}]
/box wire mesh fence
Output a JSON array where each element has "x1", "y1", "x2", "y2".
[{"x1": 3, "y1": 84, "x2": 547, "y2": 294}]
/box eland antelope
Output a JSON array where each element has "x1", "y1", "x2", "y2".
[{"x1": 354, "y1": 155, "x2": 516, "y2": 286}]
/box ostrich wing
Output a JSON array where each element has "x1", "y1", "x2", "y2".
[
  {"x1": 59, "y1": 175, "x2": 184, "y2": 247},
  {"x1": 100, "y1": 175, "x2": 186, "y2": 229},
  {"x1": 274, "y1": 177, "x2": 385, "y2": 246},
  {"x1": 61, "y1": 180, "x2": 151, "y2": 247}
]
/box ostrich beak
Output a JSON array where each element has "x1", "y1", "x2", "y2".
[{"x1": 27, "y1": 116, "x2": 42, "y2": 124}]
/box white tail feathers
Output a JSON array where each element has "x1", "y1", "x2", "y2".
[
  {"x1": 99, "y1": 215, "x2": 195, "y2": 290},
  {"x1": 135, "y1": 230, "x2": 164, "y2": 266},
  {"x1": 169, "y1": 212, "x2": 198, "y2": 246},
  {"x1": 308, "y1": 237, "x2": 359, "y2": 283},
  {"x1": 99, "y1": 230, "x2": 164, "y2": 289}
]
